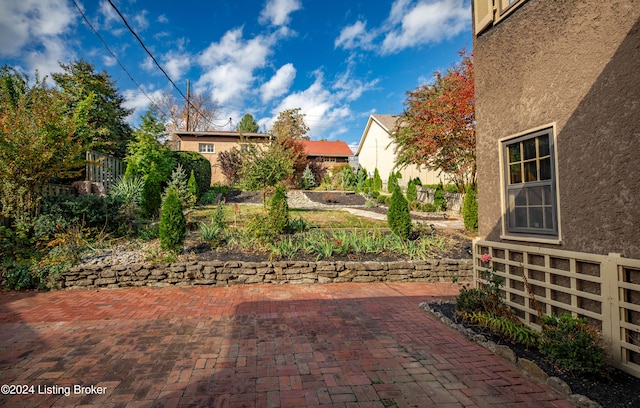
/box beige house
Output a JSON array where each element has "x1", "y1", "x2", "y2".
[
  {"x1": 355, "y1": 114, "x2": 451, "y2": 188},
  {"x1": 172, "y1": 131, "x2": 270, "y2": 184},
  {"x1": 473, "y1": 0, "x2": 640, "y2": 377}
]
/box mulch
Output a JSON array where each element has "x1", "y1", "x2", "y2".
[{"x1": 430, "y1": 302, "x2": 640, "y2": 408}]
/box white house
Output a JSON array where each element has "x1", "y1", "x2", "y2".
[{"x1": 355, "y1": 114, "x2": 450, "y2": 187}]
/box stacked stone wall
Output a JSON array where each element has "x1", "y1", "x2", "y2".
[{"x1": 58, "y1": 259, "x2": 473, "y2": 289}]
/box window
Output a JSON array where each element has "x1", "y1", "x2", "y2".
[
  {"x1": 473, "y1": 0, "x2": 528, "y2": 35},
  {"x1": 324, "y1": 157, "x2": 337, "y2": 163},
  {"x1": 199, "y1": 143, "x2": 215, "y2": 153},
  {"x1": 502, "y1": 126, "x2": 558, "y2": 239}
]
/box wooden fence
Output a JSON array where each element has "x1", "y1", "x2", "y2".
[
  {"x1": 473, "y1": 239, "x2": 640, "y2": 378},
  {"x1": 85, "y1": 151, "x2": 125, "y2": 190}
]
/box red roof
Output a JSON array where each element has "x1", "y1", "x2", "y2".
[{"x1": 299, "y1": 140, "x2": 353, "y2": 157}]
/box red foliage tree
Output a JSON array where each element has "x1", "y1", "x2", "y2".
[{"x1": 393, "y1": 50, "x2": 475, "y2": 192}]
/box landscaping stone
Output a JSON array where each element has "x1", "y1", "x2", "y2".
[{"x1": 55, "y1": 258, "x2": 473, "y2": 289}]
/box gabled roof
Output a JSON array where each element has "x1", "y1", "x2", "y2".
[
  {"x1": 172, "y1": 130, "x2": 270, "y2": 139},
  {"x1": 355, "y1": 114, "x2": 400, "y2": 156},
  {"x1": 299, "y1": 140, "x2": 353, "y2": 157}
]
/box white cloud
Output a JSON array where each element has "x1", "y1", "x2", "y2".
[
  {"x1": 121, "y1": 87, "x2": 165, "y2": 123},
  {"x1": 196, "y1": 27, "x2": 277, "y2": 107},
  {"x1": 381, "y1": 0, "x2": 469, "y2": 54},
  {"x1": 260, "y1": 63, "x2": 296, "y2": 103},
  {"x1": 259, "y1": 0, "x2": 301, "y2": 26},
  {"x1": 266, "y1": 71, "x2": 354, "y2": 140},
  {"x1": 0, "y1": 0, "x2": 75, "y2": 60},
  {"x1": 334, "y1": 0, "x2": 470, "y2": 55},
  {"x1": 334, "y1": 21, "x2": 375, "y2": 50}
]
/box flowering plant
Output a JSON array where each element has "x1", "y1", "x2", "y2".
[{"x1": 478, "y1": 253, "x2": 503, "y2": 296}]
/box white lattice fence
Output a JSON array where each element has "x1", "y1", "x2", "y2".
[{"x1": 473, "y1": 239, "x2": 640, "y2": 378}]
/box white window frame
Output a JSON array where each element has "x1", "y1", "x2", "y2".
[
  {"x1": 499, "y1": 123, "x2": 562, "y2": 244},
  {"x1": 199, "y1": 143, "x2": 215, "y2": 153}
]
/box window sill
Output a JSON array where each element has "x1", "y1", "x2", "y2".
[{"x1": 500, "y1": 234, "x2": 562, "y2": 245}]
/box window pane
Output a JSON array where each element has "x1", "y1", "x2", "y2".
[
  {"x1": 544, "y1": 207, "x2": 554, "y2": 230},
  {"x1": 523, "y1": 138, "x2": 536, "y2": 160},
  {"x1": 524, "y1": 161, "x2": 538, "y2": 182},
  {"x1": 508, "y1": 144, "x2": 521, "y2": 163},
  {"x1": 538, "y1": 135, "x2": 550, "y2": 157},
  {"x1": 510, "y1": 164, "x2": 522, "y2": 184},
  {"x1": 529, "y1": 186, "x2": 543, "y2": 205},
  {"x1": 529, "y1": 207, "x2": 543, "y2": 229},
  {"x1": 515, "y1": 208, "x2": 528, "y2": 227},
  {"x1": 543, "y1": 185, "x2": 553, "y2": 205},
  {"x1": 540, "y1": 158, "x2": 551, "y2": 180}
]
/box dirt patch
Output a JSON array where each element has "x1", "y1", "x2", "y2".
[{"x1": 303, "y1": 191, "x2": 367, "y2": 206}]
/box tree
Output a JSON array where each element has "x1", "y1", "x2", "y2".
[
  {"x1": 270, "y1": 108, "x2": 310, "y2": 140},
  {"x1": 52, "y1": 60, "x2": 133, "y2": 158},
  {"x1": 159, "y1": 187, "x2": 186, "y2": 253},
  {"x1": 387, "y1": 186, "x2": 412, "y2": 240},
  {"x1": 125, "y1": 107, "x2": 175, "y2": 184},
  {"x1": 236, "y1": 113, "x2": 260, "y2": 133},
  {"x1": 0, "y1": 66, "x2": 92, "y2": 218},
  {"x1": 300, "y1": 165, "x2": 317, "y2": 190},
  {"x1": 462, "y1": 186, "x2": 478, "y2": 231},
  {"x1": 393, "y1": 51, "x2": 475, "y2": 192},
  {"x1": 156, "y1": 89, "x2": 219, "y2": 132},
  {"x1": 217, "y1": 148, "x2": 243, "y2": 185},
  {"x1": 239, "y1": 142, "x2": 293, "y2": 202}
]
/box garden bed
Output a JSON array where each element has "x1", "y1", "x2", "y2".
[{"x1": 426, "y1": 302, "x2": 640, "y2": 408}]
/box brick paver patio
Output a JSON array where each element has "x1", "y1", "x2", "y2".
[{"x1": 0, "y1": 283, "x2": 572, "y2": 407}]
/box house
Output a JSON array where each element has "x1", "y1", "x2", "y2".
[
  {"x1": 172, "y1": 131, "x2": 270, "y2": 184},
  {"x1": 298, "y1": 140, "x2": 352, "y2": 170},
  {"x1": 472, "y1": 0, "x2": 640, "y2": 377},
  {"x1": 355, "y1": 114, "x2": 450, "y2": 188}
]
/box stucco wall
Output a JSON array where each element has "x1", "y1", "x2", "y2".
[
  {"x1": 178, "y1": 135, "x2": 268, "y2": 184},
  {"x1": 474, "y1": 0, "x2": 640, "y2": 258}
]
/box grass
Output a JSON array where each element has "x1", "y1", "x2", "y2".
[
  {"x1": 189, "y1": 202, "x2": 458, "y2": 261},
  {"x1": 191, "y1": 204, "x2": 388, "y2": 229}
]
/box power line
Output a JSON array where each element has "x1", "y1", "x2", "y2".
[
  {"x1": 107, "y1": 0, "x2": 215, "y2": 129},
  {"x1": 71, "y1": 0, "x2": 166, "y2": 116}
]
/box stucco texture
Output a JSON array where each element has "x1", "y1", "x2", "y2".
[{"x1": 474, "y1": 0, "x2": 640, "y2": 257}]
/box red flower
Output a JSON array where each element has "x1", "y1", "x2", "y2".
[{"x1": 480, "y1": 253, "x2": 492, "y2": 263}]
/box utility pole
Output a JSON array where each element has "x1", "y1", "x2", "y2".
[{"x1": 185, "y1": 80, "x2": 191, "y2": 131}]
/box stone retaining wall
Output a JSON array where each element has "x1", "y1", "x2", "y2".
[{"x1": 57, "y1": 259, "x2": 473, "y2": 290}]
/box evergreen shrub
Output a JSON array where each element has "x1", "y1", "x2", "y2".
[
  {"x1": 434, "y1": 183, "x2": 447, "y2": 211},
  {"x1": 172, "y1": 151, "x2": 211, "y2": 199},
  {"x1": 462, "y1": 186, "x2": 478, "y2": 231},
  {"x1": 159, "y1": 188, "x2": 186, "y2": 253},
  {"x1": 387, "y1": 186, "x2": 412, "y2": 239}
]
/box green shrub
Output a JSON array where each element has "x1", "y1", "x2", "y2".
[
  {"x1": 164, "y1": 164, "x2": 196, "y2": 208},
  {"x1": 300, "y1": 165, "x2": 317, "y2": 190},
  {"x1": 462, "y1": 186, "x2": 478, "y2": 231},
  {"x1": 159, "y1": 188, "x2": 186, "y2": 253},
  {"x1": 2, "y1": 263, "x2": 37, "y2": 290},
  {"x1": 172, "y1": 151, "x2": 211, "y2": 199},
  {"x1": 141, "y1": 174, "x2": 162, "y2": 219},
  {"x1": 188, "y1": 170, "x2": 198, "y2": 199},
  {"x1": 406, "y1": 179, "x2": 418, "y2": 203},
  {"x1": 269, "y1": 184, "x2": 289, "y2": 235},
  {"x1": 434, "y1": 183, "x2": 447, "y2": 211},
  {"x1": 540, "y1": 314, "x2": 606, "y2": 375},
  {"x1": 372, "y1": 168, "x2": 382, "y2": 192},
  {"x1": 387, "y1": 186, "x2": 412, "y2": 239},
  {"x1": 39, "y1": 194, "x2": 121, "y2": 233},
  {"x1": 455, "y1": 286, "x2": 487, "y2": 314}
]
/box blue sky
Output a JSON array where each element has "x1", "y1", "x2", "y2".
[{"x1": 0, "y1": 0, "x2": 472, "y2": 151}]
